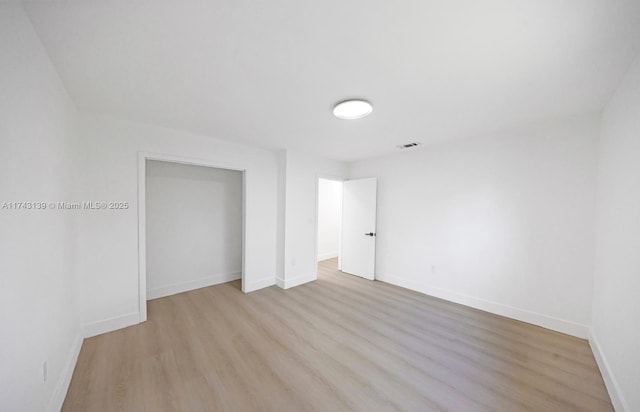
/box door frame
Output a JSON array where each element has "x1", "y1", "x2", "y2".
[
  {"x1": 137, "y1": 151, "x2": 246, "y2": 322},
  {"x1": 314, "y1": 174, "x2": 345, "y2": 272}
]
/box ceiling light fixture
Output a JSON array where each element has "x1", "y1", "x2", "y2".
[{"x1": 333, "y1": 99, "x2": 373, "y2": 120}]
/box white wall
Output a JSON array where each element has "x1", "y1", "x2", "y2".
[
  {"x1": 279, "y1": 150, "x2": 348, "y2": 288},
  {"x1": 592, "y1": 55, "x2": 640, "y2": 412},
  {"x1": 349, "y1": 115, "x2": 599, "y2": 337},
  {"x1": 317, "y1": 179, "x2": 343, "y2": 261},
  {"x1": 145, "y1": 161, "x2": 242, "y2": 299},
  {"x1": 76, "y1": 113, "x2": 279, "y2": 336},
  {"x1": 0, "y1": 4, "x2": 81, "y2": 411}
]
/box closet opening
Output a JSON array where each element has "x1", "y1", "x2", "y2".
[{"x1": 138, "y1": 154, "x2": 245, "y2": 321}]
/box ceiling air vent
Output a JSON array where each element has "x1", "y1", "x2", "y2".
[{"x1": 396, "y1": 142, "x2": 422, "y2": 150}]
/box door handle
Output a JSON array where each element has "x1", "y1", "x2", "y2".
[{"x1": 364, "y1": 232, "x2": 376, "y2": 237}]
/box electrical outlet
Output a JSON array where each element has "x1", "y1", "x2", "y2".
[{"x1": 43, "y1": 361, "x2": 47, "y2": 382}]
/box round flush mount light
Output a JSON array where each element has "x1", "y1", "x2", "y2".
[{"x1": 333, "y1": 99, "x2": 373, "y2": 120}]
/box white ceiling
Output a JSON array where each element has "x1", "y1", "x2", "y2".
[{"x1": 23, "y1": 0, "x2": 640, "y2": 161}]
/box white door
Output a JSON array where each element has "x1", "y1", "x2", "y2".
[{"x1": 341, "y1": 178, "x2": 377, "y2": 280}]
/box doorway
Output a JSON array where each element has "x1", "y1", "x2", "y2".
[
  {"x1": 316, "y1": 178, "x2": 343, "y2": 271},
  {"x1": 138, "y1": 153, "x2": 246, "y2": 322}
]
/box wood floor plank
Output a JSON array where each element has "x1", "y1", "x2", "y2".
[
  {"x1": 300, "y1": 272, "x2": 609, "y2": 403},
  {"x1": 62, "y1": 259, "x2": 613, "y2": 411}
]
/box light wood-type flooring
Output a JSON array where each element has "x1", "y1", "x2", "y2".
[{"x1": 63, "y1": 258, "x2": 613, "y2": 411}]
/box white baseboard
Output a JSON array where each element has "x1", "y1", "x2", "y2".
[
  {"x1": 277, "y1": 273, "x2": 316, "y2": 289},
  {"x1": 286, "y1": 273, "x2": 316, "y2": 289},
  {"x1": 47, "y1": 333, "x2": 83, "y2": 412},
  {"x1": 317, "y1": 251, "x2": 338, "y2": 261},
  {"x1": 376, "y1": 273, "x2": 590, "y2": 339},
  {"x1": 83, "y1": 312, "x2": 140, "y2": 339},
  {"x1": 244, "y1": 276, "x2": 275, "y2": 293},
  {"x1": 589, "y1": 329, "x2": 628, "y2": 411},
  {"x1": 147, "y1": 271, "x2": 241, "y2": 300}
]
